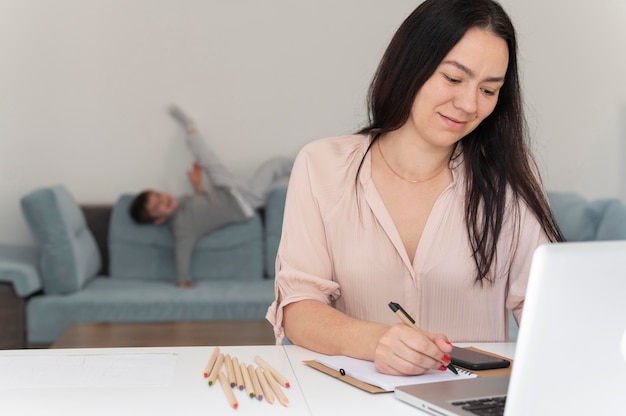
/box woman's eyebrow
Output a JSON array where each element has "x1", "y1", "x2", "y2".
[{"x1": 442, "y1": 60, "x2": 505, "y2": 83}]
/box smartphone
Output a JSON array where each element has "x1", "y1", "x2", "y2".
[{"x1": 450, "y1": 346, "x2": 511, "y2": 371}]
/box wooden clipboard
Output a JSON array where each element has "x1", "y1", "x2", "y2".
[
  {"x1": 303, "y1": 347, "x2": 513, "y2": 394},
  {"x1": 303, "y1": 359, "x2": 389, "y2": 393}
]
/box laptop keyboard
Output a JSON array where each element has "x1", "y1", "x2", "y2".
[{"x1": 450, "y1": 395, "x2": 506, "y2": 416}]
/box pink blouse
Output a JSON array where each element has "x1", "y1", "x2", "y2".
[{"x1": 266, "y1": 135, "x2": 549, "y2": 344}]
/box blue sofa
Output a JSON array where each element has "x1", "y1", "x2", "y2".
[
  {"x1": 0, "y1": 184, "x2": 287, "y2": 347},
  {"x1": 507, "y1": 192, "x2": 626, "y2": 340},
  {"x1": 1, "y1": 186, "x2": 625, "y2": 348}
]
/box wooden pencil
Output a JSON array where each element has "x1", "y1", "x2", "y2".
[
  {"x1": 217, "y1": 370, "x2": 238, "y2": 410},
  {"x1": 264, "y1": 367, "x2": 289, "y2": 407},
  {"x1": 255, "y1": 367, "x2": 275, "y2": 405},
  {"x1": 247, "y1": 364, "x2": 264, "y2": 401},
  {"x1": 254, "y1": 355, "x2": 290, "y2": 388},
  {"x1": 203, "y1": 347, "x2": 220, "y2": 378},
  {"x1": 207, "y1": 353, "x2": 224, "y2": 386},
  {"x1": 240, "y1": 362, "x2": 255, "y2": 399},
  {"x1": 224, "y1": 354, "x2": 236, "y2": 388},
  {"x1": 232, "y1": 356, "x2": 245, "y2": 391}
]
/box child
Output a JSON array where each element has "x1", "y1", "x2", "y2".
[{"x1": 129, "y1": 106, "x2": 292, "y2": 287}]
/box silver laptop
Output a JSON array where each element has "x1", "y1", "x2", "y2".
[{"x1": 395, "y1": 240, "x2": 626, "y2": 416}]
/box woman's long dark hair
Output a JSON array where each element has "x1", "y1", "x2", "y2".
[{"x1": 358, "y1": 0, "x2": 563, "y2": 283}]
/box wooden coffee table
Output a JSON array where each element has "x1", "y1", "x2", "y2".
[{"x1": 50, "y1": 320, "x2": 275, "y2": 349}]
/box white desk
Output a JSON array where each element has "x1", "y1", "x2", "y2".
[{"x1": 0, "y1": 343, "x2": 514, "y2": 415}]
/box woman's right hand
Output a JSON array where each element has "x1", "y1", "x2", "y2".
[{"x1": 373, "y1": 323, "x2": 453, "y2": 376}]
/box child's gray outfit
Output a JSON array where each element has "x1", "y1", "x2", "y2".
[{"x1": 171, "y1": 132, "x2": 293, "y2": 285}]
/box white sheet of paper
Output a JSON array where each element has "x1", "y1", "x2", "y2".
[
  {"x1": 0, "y1": 353, "x2": 177, "y2": 389},
  {"x1": 315, "y1": 355, "x2": 476, "y2": 391}
]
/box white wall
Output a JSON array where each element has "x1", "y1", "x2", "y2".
[
  {"x1": 1, "y1": 0, "x2": 625, "y2": 246},
  {"x1": 506, "y1": 0, "x2": 626, "y2": 200}
]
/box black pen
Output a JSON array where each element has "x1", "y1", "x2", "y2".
[{"x1": 388, "y1": 301, "x2": 458, "y2": 375}]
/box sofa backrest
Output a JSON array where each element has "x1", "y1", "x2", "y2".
[
  {"x1": 547, "y1": 191, "x2": 626, "y2": 241},
  {"x1": 20, "y1": 185, "x2": 101, "y2": 294},
  {"x1": 108, "y1": 194, "x2": 265, "y2": 282}
]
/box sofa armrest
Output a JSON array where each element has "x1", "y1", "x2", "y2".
[{"x1": 0, "y1": 244, "x2": 42, "y2": 297}]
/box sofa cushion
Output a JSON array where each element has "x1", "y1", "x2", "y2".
[
  {"x1": 547, "y1": 192, "x2": 597, "y2": 241},
  {"x1": 108, "y1": 194, "x2": 264, "y2": 282},
  {"x1": 589, "y1": 199, "x2": 626, "y2": 240},
  {"x1": 20, "y1": 186, "x2": 101, "y2": 294},
  {"x1": 26, "y1": 277, "x2": 276, "y2": 344}
]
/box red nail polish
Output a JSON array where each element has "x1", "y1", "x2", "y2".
[
  {"x1": 442, "y1": 354, "x2": 451, "y2": 362},
  {"x1": 438, "y1": 365, "x2": 447, "y2": 371},
  {"x1": 445, "y1": 341, "x2": 452, "y2": 345}
]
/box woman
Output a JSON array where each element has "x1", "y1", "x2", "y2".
[{"x1": 267, "y1": 0, "x2": 562, "y2": 376}]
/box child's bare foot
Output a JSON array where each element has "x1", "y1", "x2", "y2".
[{"x1": 178, "y1": 281, "x2": 195, "y2": 288}]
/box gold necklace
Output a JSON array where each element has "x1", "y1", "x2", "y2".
[{"x1": 377, "y1": 140, "x2": 448, "y2": 184}]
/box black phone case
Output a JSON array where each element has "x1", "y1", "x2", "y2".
[{"x1": 450, "y1": 348, "x2": 511, "y2": 371}]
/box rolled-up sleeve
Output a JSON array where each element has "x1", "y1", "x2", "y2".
[{"x1": 266, "y1": 143, "x2": 342, "y2": 344}]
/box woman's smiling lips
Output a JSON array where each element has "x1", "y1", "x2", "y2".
[{"x1": 439, "y1": 113, "x2": 468, "y2": 130}]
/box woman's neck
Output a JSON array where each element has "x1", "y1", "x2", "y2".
[{"x1": 376, "y1": 132, "x2": 454, "y2": 183}]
